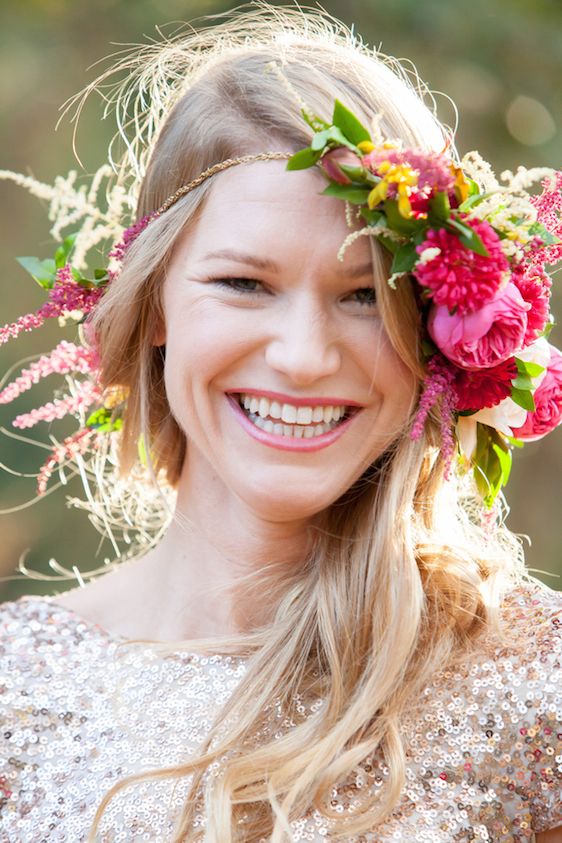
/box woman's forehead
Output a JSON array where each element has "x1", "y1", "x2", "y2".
[{"x1": 182, "y1": 160, "x2": 372, "y2": 268}]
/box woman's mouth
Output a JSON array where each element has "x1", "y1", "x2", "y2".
[{"x1": 236, "y1": 392, "x2": 352, "y2": 438}]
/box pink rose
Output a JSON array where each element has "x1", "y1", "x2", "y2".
[
  {"x1": 320, "y1": 148, "x2": 362, "y2": 184},
  {"x1": 428, "y1": 282, "x2": 530, "y2": 370},
  {"x1": 511, "y1": 344, "x2": 562, "y2": 441}
]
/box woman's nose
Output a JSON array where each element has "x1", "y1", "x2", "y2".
[{"x1": 264, "y1": 301, "x2": 342, "y2": 386}]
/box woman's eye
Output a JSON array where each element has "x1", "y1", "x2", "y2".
[
  {"x1": 346, "y1": 287, "x2": 377, "y2": 306},
  {"x1": 212, "y1": 277, "x2": 264, "y2": 294}
]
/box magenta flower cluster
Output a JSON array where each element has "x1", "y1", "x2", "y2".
[{"x1": 414, "y1": 219, "x2": 509, "y2": 315}]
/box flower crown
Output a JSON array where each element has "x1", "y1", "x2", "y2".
[
  {"x1": 1, "y1": 100, "x2": 561, "y2": 512},
  {"x1": 287, "y1": 101, "x2": 562, "y2": 506}
]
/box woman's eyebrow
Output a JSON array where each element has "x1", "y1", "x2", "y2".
[
  {"x1": 199, "y1": 248, "x2": 373, "y2": 279},
  {"x1": 200, "y1": 249, "x2": 278, "y2": 272}
]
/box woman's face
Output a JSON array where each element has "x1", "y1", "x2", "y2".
[{"x1": 160, "y1": 160, "x2": 418, "y2": 521}]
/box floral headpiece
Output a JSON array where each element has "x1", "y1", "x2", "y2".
[
  {"x1": 286, "y1": 100, "x2": 562, "y2": 506},
  {"x1": 1, "y1": 102, "x2": 561, "y2": 516}
]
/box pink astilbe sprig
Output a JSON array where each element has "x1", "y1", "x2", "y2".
[
  {"x1": 38, "y1": 265, "x2": 103, "y2": 319},
  {"x1": 0, "y1": 265, "x2": 103, "y2": 348},
  {"x1": 0, "y1": 313, "x2": 45, "y2": 347},
  {"x1": 37, "y1": 428, "x2": 99, "y2": 496},
  {"x1": 411, "y1": 355, "x2": 458, "y2": 479},
  {"x1": 529, "y1": 170, "x2": 562, "y2": 267},
  {"x1": 12, "y1": 380, "x2": 102, "y2": 429},
  {"x1": 0, "y1": 341, "x2": 99, "y2": 405},
  {"x1": 109, "y1": 213, "x2": 155, "y2": 263}
]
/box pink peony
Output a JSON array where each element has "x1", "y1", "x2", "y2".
[
  {"x1": 454, "y1": 357, "x2": 518, "y2": 411},
  {"x1": 428, "y1": 282, "x2": 530, "y2": 370},
  {"x1": 320, "y1": 148, "x2": 362, "y2": 185},
  {"x1": 511, "y1": 344, "x2": 562, "y2": 441},
  {"x1": 414, "y1": 218, "x2": 509, "y2": 315},
  {"x1": 511, "y1": 262, "x2": 552, "y2": 346}
]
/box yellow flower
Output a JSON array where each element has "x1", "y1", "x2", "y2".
[
  {"x1": 453, "y1": 166, "x2": 470, "y2": 204},
  {"x1": 103, "y1": 386, "x2": 129, "y2": 409},
  {"x1": 370, "y1": 162, "x2": 418, "y2": 216},
  {"x1": 357, "y1": 140, "x2": 375, "y2": 153},
  {"x1": 397, "y1": 184, "x2": 412, "y2": 217},
  {"x1": 368, "y1": 181, "x2": 389, "y2": 209}
]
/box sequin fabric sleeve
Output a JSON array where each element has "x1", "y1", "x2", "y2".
[{"x1": 0, "y1": 580, "x2": 560, "y2": 842}]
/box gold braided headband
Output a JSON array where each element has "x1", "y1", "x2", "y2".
[{"x1": 152, "y1": 151, "x2": 293, "y2": 217}]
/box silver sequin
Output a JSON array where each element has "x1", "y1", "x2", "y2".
[{"x1": 0, "y1": 581, "x2": 560, "y2": 841}]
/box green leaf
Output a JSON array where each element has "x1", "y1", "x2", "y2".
[
  {"x1": 286, "y1": 147, "x2": 322, "y2": 170},
  {"x1": 428, "y1": 191, "x2": 451, "y2": 223},
  {"x1": 384, "y1": 199, "x2": 424, "y2": 235},
  {"x1": 448, "y1": 218, "x2": 489, "y2": 256},
  {"x1": 505, "y1": 434, "x2": 525, "y2": 448},
  {"x1": 391, "y1": 242, "x2": 418, "y2": 275},
  {"x1": 331, "y1": 99, "x2": 371, "y2": 146},
  {"x1": 528, "y1": 221, "x2": 561, "y2": 246},
  {"x1": 16, "y1": 256, "x2": 57, "y2": 289},
  {"x1": 338, "y1": 163, "x2": 375, "y2": 183},
  {"x1": 492, "y1": 442, "x2": 512, "y2": 486},
  {"x1": 310, "y1": 126, "x2": 358, "y2": 153},
  {"x1": 514, "y1": 357, "x2": 545, "y2": 379},
  {"x1": 54, "y1": 233, "x2": 77, "y2": 269},
  {"x1": 421, "y1": 339, "x2": 438, "y2": 358},
  {"x1": 458, "y1": 190, "x2": 493, "y2": 212},
  {"x1": 137, "y1": 433, "x2": 148, "y2": 467},
  {"x1": 473, "y1": 427, "x2": 507, "y2": 509},
  {"x1": 360, "y1": 208, "x2": 386, "y2": 226},
  {"x1": 510, "y1": 386, "x2": 535, "y2": 412},
  {"x1": 300, "y1": 109, "x2": 330, "y2": 133},
  {"x1": 511, "y1": 374, "x2": 534, "y2": 391},
  {"x1": 375, "y1": 232, "x2": 399, "y2": 255},
  {"x1": 92, "y1": 269, "x2": 110, "y2": 286},
  {"x1": 321, "y1": 183, "x2": 371, "y2": 204},
  {"x1": 86, "y1": 407, "x2": 123, "y2": 433}
]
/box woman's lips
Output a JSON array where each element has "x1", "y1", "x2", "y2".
[{"x1": 226, "y1": 393, "x2": 361, "y2": 452}]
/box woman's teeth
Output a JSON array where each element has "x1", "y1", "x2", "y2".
[{"x1": 237, "y1": 393, "x2": 349, "y2": 438}]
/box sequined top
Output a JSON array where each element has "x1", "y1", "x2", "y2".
[{"x1": 0, "y1": 580, "x2": 560, "y2": 842}]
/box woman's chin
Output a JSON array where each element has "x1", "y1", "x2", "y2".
[{"x1": 235, "y1": 481, "x2": 340, "y2": 524}]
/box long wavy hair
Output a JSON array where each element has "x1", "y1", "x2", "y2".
[{"x1": 84, "y1": 5, "x2": 525, "y2": 841}]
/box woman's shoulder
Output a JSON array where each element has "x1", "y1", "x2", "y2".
[
  {"x1": 0, "y1": 591, "x2": 119, "y2": 667},
  {"x1": 497, "y1": 576, "x2": 561, "y2": 653},
  {"x1": 471, "y1": 577, "x2": 561, "y2": 730}
]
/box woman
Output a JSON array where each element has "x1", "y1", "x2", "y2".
[{"x1": 0, "y1": 6, "x2": 560, "y2": 841}]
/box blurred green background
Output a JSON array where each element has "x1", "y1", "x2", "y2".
[{"x1": 1, "y1": 0, "x2": 561, "y2": 601}]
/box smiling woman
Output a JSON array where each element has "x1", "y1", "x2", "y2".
[{"x1": 0, "y1": 4, "x2": 561, "y2": 842}]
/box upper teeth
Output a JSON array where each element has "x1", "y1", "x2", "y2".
[{"x1": 240, "y1": 394, "x2": 346, "y2": 425}]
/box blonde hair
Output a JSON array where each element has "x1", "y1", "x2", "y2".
[{"x1": 84, "y1": 5, "x2": 525, "y2": 841}]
